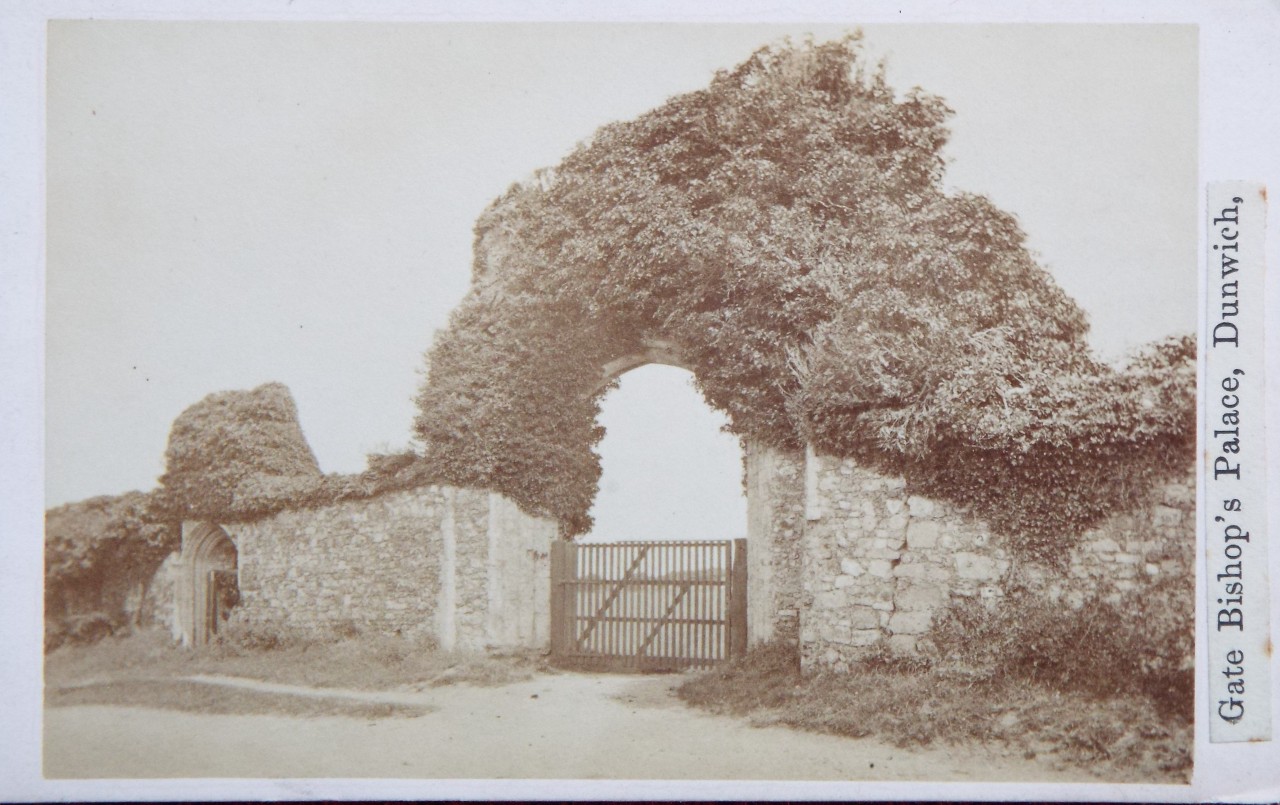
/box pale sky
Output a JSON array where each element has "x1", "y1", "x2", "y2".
[{"x1": 45, "y1": 22, "x2": 1198, "y2": 541}]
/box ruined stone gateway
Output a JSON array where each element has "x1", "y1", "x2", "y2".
[{"x1": 154, "y1": 38, "x2": 1193, "y2": 671}]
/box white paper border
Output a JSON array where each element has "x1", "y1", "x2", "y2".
[{"x1": 3, "y1": 0, "x2": 1279, "y2": 801}]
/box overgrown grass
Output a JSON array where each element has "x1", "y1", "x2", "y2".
[
  {"x1": 677, "y1": 642, "x2": 1191, "y2": 783},
  {"x1": 45, "y1": 679, "x2": 431, "y2": 719},
  {"x1": 45, "y1": 628, "x2": 547, "y2": 716}
]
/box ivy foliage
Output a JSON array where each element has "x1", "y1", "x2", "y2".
[
  {"x1": 153, "y1": 382, "x2": 324, "y2": 521},
  {"x1": 153, "y1": 382, "x2": 440, "y2": 523},
  {"x1": 45, "y1": 490, "x2": 177, "y2": 647},
  {"x1": 415, "y1": 35, "x2": 1194, "y2": 556}
]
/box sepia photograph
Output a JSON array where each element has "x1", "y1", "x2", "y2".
[{"x1": 2, "y1": 3, "x2": 1277, "y2": 801}]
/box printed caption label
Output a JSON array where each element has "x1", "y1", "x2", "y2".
[{"x1": 1205, "y1": 181, "x2": 1271, "y2": 743}]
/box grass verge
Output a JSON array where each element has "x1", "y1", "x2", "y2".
[
  {"x1": 676, "y1": 642, "x2": 1191, "y2": 783},
  {"x1": 45, "y1": 628, "x2": 545, "y2": 717},
  {"x1": 46, "y1": 679, "x2": 431, "y2": 719}
]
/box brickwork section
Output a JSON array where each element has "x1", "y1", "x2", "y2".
[{"x1": 799, "y1": 455, "x2": 1195, "y2": 671}]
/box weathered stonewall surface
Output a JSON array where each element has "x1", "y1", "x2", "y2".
[
  {"x1": 218, "y1": 486, "x2": 555, "y2": 651},
  {"x1": 744, "y1": 441, "x2": 806, "y2": 644},
  {"x1": 798, "y1": 454, "x2": 1194, "y2": 671}
]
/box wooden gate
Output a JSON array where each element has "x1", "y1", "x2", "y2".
[{"x1": 550, "y1": 538, "x2": 747, "y2": 670}]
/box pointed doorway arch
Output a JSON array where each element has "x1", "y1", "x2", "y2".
[{"x1": 175, "y1": 521, "x2": 239, "y2": 646}]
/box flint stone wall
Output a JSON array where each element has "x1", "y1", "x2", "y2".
[
  {"x1": 800, "y1": 453, "x2": 1195, "y2": 671},
  {"x1": 217, "y1": 485, "x2": 555, "y2": 651}
]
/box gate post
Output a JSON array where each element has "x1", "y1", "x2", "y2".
[
  {"x1": 549, "y1": 540, "x2": 571, "y2": 657},
  {"x1": 728, "y1": 537, "x2": 748, "y2": 659}
]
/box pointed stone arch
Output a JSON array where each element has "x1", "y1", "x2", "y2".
[
  {"x1": 174, "y1": 521, "x2": 239, "y2": 646},
  {"x1": 590, "y1": 340, "x2": 804, "y2": 646},
  {"x1": 594, "y1": 338, "x2": 691, "y2": 394}
]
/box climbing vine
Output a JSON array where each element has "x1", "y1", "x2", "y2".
[{"x1": 414, "y1": 35, "x2": 1194, "y2": 559}]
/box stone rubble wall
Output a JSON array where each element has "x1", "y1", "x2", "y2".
[
  {"x1": 799, "y1": 453, "x2": 1195, "y2": 671},
  {"x1": 448, "y1": 488, "x2": 492, "y2": 650},
  {"x1": 217, "y1": 485, "x2": 554, "y2": 650},
  {"x1": 166, "y1": 442, "x2": 1191, "y2": 670},
  {"x1": 224, "y1": 487, "x2": 450, "y2": 641}
]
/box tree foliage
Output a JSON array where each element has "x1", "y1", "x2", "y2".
[
  {"x1": 44, "y1": 490, "x2": 178, "y2": 648},
  {"x1": 415, "y1": 35, "x2": 1194, "y2": 556}
]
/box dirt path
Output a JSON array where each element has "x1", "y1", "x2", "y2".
[{"x1": 44, "y1": 671, "x2": 1093, "y2": 781}]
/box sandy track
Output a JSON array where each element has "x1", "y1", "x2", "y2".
[{"x1": 44, "y1": 671, "x2": 1092, "y2": 781}]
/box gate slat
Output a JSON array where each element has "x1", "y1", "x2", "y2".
[{"x1": 552, "y1": 539, "x2": 742, "y2": 670}]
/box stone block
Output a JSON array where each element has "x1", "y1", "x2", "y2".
[
  {"x1": 886, "y1": 634, "x2": 918, "y2": 656},
  {"x1": 867, "y1": 559, "x2": 894, "y2": 578},
  {"x1": 894, "y1": 582, "x2": 944, "y2": 610},
  {"x1": 820, "y1": 621, "x2": 853, "y2": 644},
  {"x1": 848, "y1": 606, "x2": 880, "y2": 629},
  {"x1": 955, "y1": 552, "x2": 1000, "y2": 581},
  {"x1": 906, "y1": 520, "x2": 939, "y2": 549},
  {"x1": 865, "y1": 547, "x2": 903, "y2": 561},
  {"x1": 849, "y1": 629, "x2": 881, "y2": 646},
  {"x1": 907, "y1": 495, "x2": 935, "y2": 518},
  {"x1": 893, "y1": 561, "x2": 930, "y2": 579},
  {"x1": 889, "y1": 610, "x2": 933, "y2": 634},
  {"x1": 834, "y1": 574, "x2": 856, "y2": 589},
  {"x1": 1152, "y1": 505, "x2": 1182, "y2": 526},
  {"x1": 840, "y1": 557, "x2": 865, "y2": 577},
  {"x1": 885, "y1": 499, "x2": 904, "y2": 515},
  {"x1": 815, "y1": 590, "x2": 847, "y2": 610}
]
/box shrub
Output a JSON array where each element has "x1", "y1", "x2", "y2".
[
  {"x1": 44, "y1": 491, "x2": 178, "y2": 650},
  {"x1": 44, "y1": 612, "x2": 121, "y2": 652},
  {"x1": 923, "y1": 573, "x2": 1193, "y2": 721},
  {"x1": 677, "y1": 638, "x2": 1191, "y2": 781}
]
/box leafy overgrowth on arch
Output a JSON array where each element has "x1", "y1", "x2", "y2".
[
  {"x1": 152, "y1": 383, "x2": 440, "y2": 523},
  {"x1": 414, "y1": 36, "x2": 1193, "y2": 559}
]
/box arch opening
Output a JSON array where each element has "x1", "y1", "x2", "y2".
[
  {"x1": 584, "y1": 363, "x2": 746, "y2": 544},
  {"x1": 177, "y1": 522, "x2": 239, "y2": 645}
]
